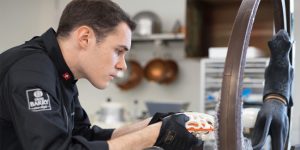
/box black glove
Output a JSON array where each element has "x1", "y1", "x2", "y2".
[
  {"x1": 148, "y1": 112, "x2": 175, "y2": 125},
  {"x1": 251, "y1": 100, "x2": 288, "y2": 150},
  {"x1": 154, "y1": 114, "x2": 201, "y2": 150}
]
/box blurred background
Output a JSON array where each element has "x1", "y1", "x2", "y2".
[{"x1": 0, "y1": 0, "x2": 299, "y2": 147}]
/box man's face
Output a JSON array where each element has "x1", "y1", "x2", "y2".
[{"x1": 78, "y1": 22, "x2": 132, "y2": 89}]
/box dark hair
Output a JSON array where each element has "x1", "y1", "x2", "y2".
[{"x1": 57, "y1": 0, "x2": 136, "y2": 41}]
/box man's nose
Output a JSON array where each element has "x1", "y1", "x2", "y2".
[{"x1": 116, "y1": 59, "x2": 127, "y2": 71}]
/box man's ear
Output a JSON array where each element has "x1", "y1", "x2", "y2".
[{"x1": 76, "y1": 26, "x2": 95, "y2": 49}]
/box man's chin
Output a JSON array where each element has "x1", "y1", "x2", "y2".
[{"x1": 90, "y1": 81, "x2": 110, "y2": 90}]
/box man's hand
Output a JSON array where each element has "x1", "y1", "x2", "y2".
[
  {"x1": 148, "y1": 112, "x2": 175, "y2": 125},
  {"x1": 251, "y1": 100, "x2": 289, "y2": 150},
  {"x1": 154, "y1": 114, "x2": 201, "y2": 150}
]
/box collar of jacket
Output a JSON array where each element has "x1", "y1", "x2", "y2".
[{"x1": 40, "y1": 28, "x2": 77, "y2": 86}]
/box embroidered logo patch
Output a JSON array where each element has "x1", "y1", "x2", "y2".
[{"x1": 26, "y1": 88, "x2": 51, "y2": 112}]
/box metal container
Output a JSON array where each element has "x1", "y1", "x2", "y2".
[
  {"x1": 97, "y1": 102, "x2": 126, "y2": 124},
  {"x1": 132, "y1": 11, "x2": 162, "y2": 36}
]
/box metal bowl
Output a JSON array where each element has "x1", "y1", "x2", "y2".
[{"x1": 132, "y1": 11, "x2": 162, "y2": 36}]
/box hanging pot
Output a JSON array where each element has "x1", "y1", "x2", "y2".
[
  {"x1": 114, "y1": 60, "x2": 143, "y2": 90},
  {"x1": 144, "y1": 58, "x2": 179, "y2": 84},
  {"x1": 144, "y1": 58, "x2": 165, "y2": 83},
  {"x1": 161, "y1": 59, "x2": 178, "y2": 84}
]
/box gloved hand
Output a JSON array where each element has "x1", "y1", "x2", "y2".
[
  {"x1": 154, "y1": 114, "x2": 201, "y2": 150},
  {"x1": 251, "y1": 100, "x2": 288, "y2": 150},
  {"x1": 148, "y1": 112, "x2": 175, "y2": 125}
]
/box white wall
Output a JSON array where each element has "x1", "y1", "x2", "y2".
[
  {"x1": 0, "y1": 0, "x2": 64, "y2": 51},
  {"x1": 0, "y1": 0, "x2": 53, "y2": 51}
]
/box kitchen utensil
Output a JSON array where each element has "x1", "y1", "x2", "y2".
[
  {"x1": 97, "y1": 102, "x2": 126, "y2": 124},
  {"x1": 144, "y1": 58, "x2": 179, "y2": 84},
  {"x1": 144, "y1": 58, "x2": 165, "y2": 83},
  {"x1": 132, "y1": 11, "x2": 162, "y2": 36},
  {"x1": 161, "y1": 59, "x2": 178, "y2": 84}
]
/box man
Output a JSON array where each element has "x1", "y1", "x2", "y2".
[
  {"x1": 0, "y1": 0, "x2": 199, "y2": 150},
  {"x1": 251, "y1": 30, "x2": 293, "y2": 150}
]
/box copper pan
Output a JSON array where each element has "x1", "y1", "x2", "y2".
[
  {"x1": 161, "y1": 59, "x2": 178, "y2": 84},
  {"x1": 144, "y1": 58, "x2": 178, "y2": 84}
]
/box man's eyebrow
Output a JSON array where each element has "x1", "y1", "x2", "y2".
[{"x1": 117, "y1": 45, "x2": 129, "y2": 51}]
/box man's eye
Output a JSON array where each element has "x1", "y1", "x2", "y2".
[
  {"x1": 116, "y1": 49, "x2": 124, "y2": 56},
  {"x1": 115, "y1": 49, "x2": 121, "y2": 55}
]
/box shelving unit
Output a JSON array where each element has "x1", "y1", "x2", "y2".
[
  {"x1": 132, "y1": 33, "x2": 184, "y2": 41},
  {"x1": 132, "y1": 33, "x2": 184, "y2": 46},
  {"x1": 199, "y1": 58, "x2": 269, "y2": 113}
]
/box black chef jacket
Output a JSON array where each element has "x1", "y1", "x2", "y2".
[{"x1": 0, "y1": 28, "x2": 114, "y2": 150}]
